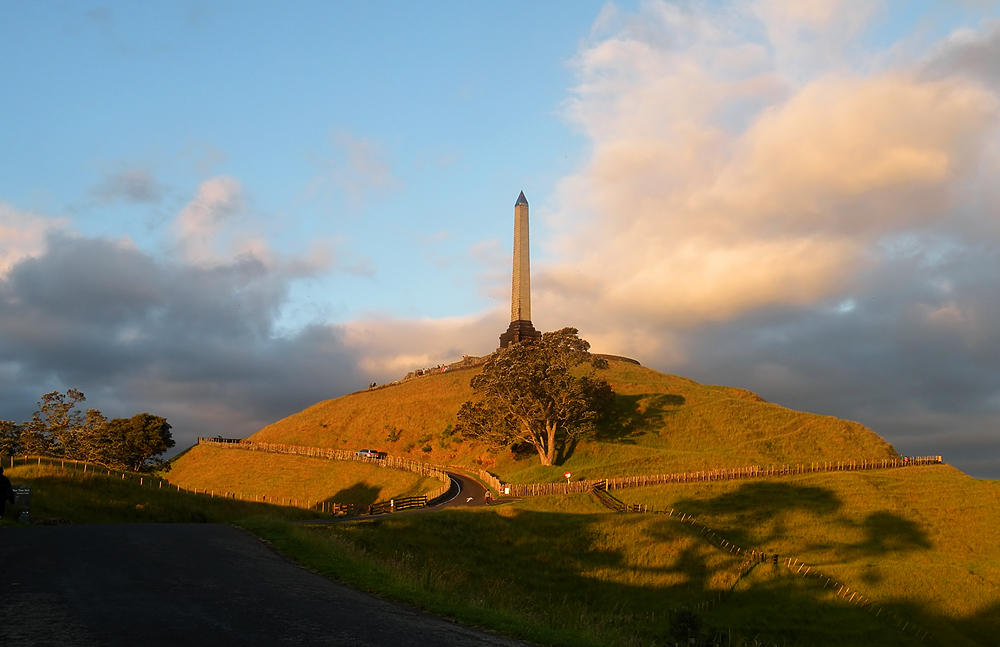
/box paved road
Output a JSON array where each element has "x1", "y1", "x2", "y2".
[
  {"x1": 0, "y1": 523, "x2": 533, "y2": 647},
  {"x1": 437, "y1": 471, "x2": 490, "y2": 508}
]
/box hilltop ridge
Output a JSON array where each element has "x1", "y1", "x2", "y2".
[{"x1": 248, "y1": 359, "x2": 897, "y2": 484}]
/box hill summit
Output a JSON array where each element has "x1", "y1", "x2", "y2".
[{"x1": 249, "y1": 359, "x2": 897, "y2": 484}]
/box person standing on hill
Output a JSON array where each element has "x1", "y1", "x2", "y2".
[{"x1": 0, "y1": 465, "x2": 15, "y2": 525}]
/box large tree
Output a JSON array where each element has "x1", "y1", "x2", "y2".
[{"x1": 456, "y1": 327, "x2": 614, "y2": 466}]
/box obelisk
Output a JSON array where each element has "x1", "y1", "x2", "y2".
[{"x1": 499, "y1": 191, "x2": 541, "y2": 349}]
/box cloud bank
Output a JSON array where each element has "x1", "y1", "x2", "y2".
[
  {"x1": 0, "y1": 180, "x2": 367, "y2": 449},
  {"x1": 534, "y1": 1, "x2": 1000, "y2": 477}
]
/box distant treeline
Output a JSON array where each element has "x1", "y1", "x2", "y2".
[{"x1": 0, "y1": 389, "x2": 174, "y2": 473}]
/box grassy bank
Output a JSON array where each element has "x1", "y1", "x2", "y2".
[
  {"x1": 167, "y1": 445, "x2": 444, "y2": 506},
  {"x1": 2, "y1": 463, "x2": 318, "y2": 524}
]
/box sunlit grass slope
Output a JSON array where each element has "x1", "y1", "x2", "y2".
[
  {"x1": 619, "y1": 463, "x2": 1000, "y2": 646},
  {"x1": 256, "y1": 464, "x2": 999, "y2": 647},
  {"x1": 2, "y1": 463, "x2": 316, "y2": 525},
  {"x1": 167, "y1": 445, "x2": 443, "y2": 506},
  {"x1": 250, "y1": 360, "x2": 898, "y2": 483}
]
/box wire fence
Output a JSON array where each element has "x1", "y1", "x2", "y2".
[
  {"x1": 3, "y1": 454, "x2": 427, "y2": 515},
  {"x1": 590, "y1": 484, "x2": 932, "y2": 642},
  {"x1": 197, "y1": 438, "x2": 452, "y2": 500},
  {"x1": 489, "y1": 456, "x2": 943, "y2": 497}
]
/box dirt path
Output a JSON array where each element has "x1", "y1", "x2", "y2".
[{"x1": 0, "y1": 523, "x2": 533, "y2": 647}]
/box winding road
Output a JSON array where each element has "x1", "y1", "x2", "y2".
[{"x1": 0, "y1": 521, "x2": 532, "y2": 647}]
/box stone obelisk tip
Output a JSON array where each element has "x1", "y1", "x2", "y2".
[{"x1": 515, "y1": 191, "x2": 528, "y2": 206}]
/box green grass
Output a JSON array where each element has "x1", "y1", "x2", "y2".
[
  {"x1": 617, "y1": 464, "x2": 1000, "y2": 646},
  {"x1": 6, "y1": 457, "x2": 997, "y2": 646},
  {"x1": 239, "y1": 464, "x2": 1000, "y2": 647},
  {"x1": 166, "y1": 445, "x2": 444, "y2": 506},
  {"x1": 243, "y1": 360, "x2": 898, "y2": 484},
  {"x1": 1, "y1": 463, "x2": 318, "y2": 525}
]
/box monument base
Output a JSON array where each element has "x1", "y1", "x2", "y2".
[{"x1": 499, "y1": 320, "x2": 542, "y2": 349}]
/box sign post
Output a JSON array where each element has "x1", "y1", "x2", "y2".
[
  {"x1": 564, "y1": 472, "x2": 571, "y2": 484},
  {"x1": 13, "y1": 485, "x2": 30, "y2": 523}
]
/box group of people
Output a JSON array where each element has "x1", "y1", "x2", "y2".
[{"x1": 414, "y1": 364, "x2": 450, "y2": 377}]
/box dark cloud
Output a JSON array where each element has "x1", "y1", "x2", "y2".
[
  {"x1": 92, "y1": 169, "x2": 166, "y2": 205},
  {"x1": 668, "y1": 236, "x2": 1000, "y2": 479},
  {"x1": 924, "y1": 19, "x2": 1000, "y2": 90},
  {"x1": 0, "y1": 232, "x2": 363, "y2": 452}
]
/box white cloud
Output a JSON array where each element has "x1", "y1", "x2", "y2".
[
  {"x1": 341, "y1": 310, "x2": 506, "y2": 381},
  {"x1": 540, "y1": 1, "x2": 1000, "y2": 354},
  {"x1": 0, "y1": 203, "x2": 68, "y2": 275}
]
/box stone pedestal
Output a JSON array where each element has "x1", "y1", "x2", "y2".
[{"x1": 499, "y1": 319, "x2": 541, "y2": 349}]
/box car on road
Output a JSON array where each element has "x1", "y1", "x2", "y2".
[{"x1": 355, "y1": 449, "x2": 382, "y2": 459}]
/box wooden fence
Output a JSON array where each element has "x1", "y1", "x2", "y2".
[
  {"x1": 197, "y1": 437, "x2": 451, "y2": 499},
  {"x1": 499, "y1": 456, "x2": 943, "y2": 498},
  {"x1": 5, "y1": 455, "x2": 325, "y2": 511},
  {"x1": 5, "y1": 455, "x2": 408, "y2": 516},
  {"x1": 368, "y1": 495, "x2": 428, "y2": 515}
]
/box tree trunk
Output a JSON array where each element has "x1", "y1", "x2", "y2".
[
  {"x1": 527, "y1": 423, "x2": 552, "y2": 466},
  {"x1": 545, "y1": 421, "x2": 557, "y2": 466}
]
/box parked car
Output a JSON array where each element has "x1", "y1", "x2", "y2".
[{"x1": 355, "y1": 449, "x2": 380, "y2": 459}]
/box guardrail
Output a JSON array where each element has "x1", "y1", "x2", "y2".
[{"x1": 368, "y1": 495, "x2": 428, "y2": 515}]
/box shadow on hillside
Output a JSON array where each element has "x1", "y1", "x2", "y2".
[
  {"x1": 667, "y1": 481, "x2": 844, "y2": 547},
  {"x1": 596, "y1": 393, "x2": 686, "y2": 444},
  {"x1": 663, "y1": 482, "x2": 934, "y2": 564},
  {"x1": 553, "y1": 435, "x2": 578, "y2": 466},
  {"x1": 327, "y1": 506, "x2": 972, "y2": 646},
  {"x1": 851, "y1": 512, "x2": 932, "y2": 555},
  {"x1": 327, "y1": 482, "x2": 380, "y2": 506}
]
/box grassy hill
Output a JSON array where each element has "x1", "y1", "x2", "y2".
[
  {"x1": 12, "y1": 354, "x2": 995, "y2": 646},
  {"x1": 246, "y1": 359, "x2": 898, "y2": 483}
]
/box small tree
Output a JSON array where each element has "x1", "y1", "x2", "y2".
[
  {"x1": 100, "y1": 413, "x2": 174, "y2": 473},
  {"x1": 456, "y1": 327, "x2": 613, "y2": 466},
  {"x1": 0, "y1": 420, "x2": 20, "y2": 458},
  {"x1": 20, "y1": 389, "x2": 107, "y2": 460}
]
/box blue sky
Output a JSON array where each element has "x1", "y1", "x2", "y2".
[
  {"x1": 4, "y1": 1, "x2": 1000, "y2": 479},
  {"x1": 1, "y1": 2, "x2": 605, "y2": 321}
]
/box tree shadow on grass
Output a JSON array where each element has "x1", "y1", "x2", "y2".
[
  {"x1": 852, "y1": 512, "x2": 932, "y2": 554},
  {"x1": 322, "y1": 505, "x2": 953, "y2": 646},
  {"x1": 666, "y1": 481, "x2": 844, "y2": 548},
  {"x1": 595, "y1": 393, "x2": 686, "y2": 444},
  {"x1": 554, "y1": 435, "x2": 580, "y2": 465},
  {"x1": 327, "y1": 481, "x2": 380, "y2": 506}
]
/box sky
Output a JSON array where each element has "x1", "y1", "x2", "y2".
[{"x1": 3, "y1": 1, "x2": 1000, "y2": 479}]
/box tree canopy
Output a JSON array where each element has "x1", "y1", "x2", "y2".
[
  {"x1": 0, "y1": 390, "x2": 174, "y2": 473},
  {"x1": 456, "y1": 327, "x2": 614, "y2": 466}
]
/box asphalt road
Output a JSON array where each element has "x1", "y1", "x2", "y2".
[
  {"x1": 437, "y1": 471, "x2": 489, "y2": 508},
  {"x1": 0, "y1": 523, "x2": 533, "y2": 647}
]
